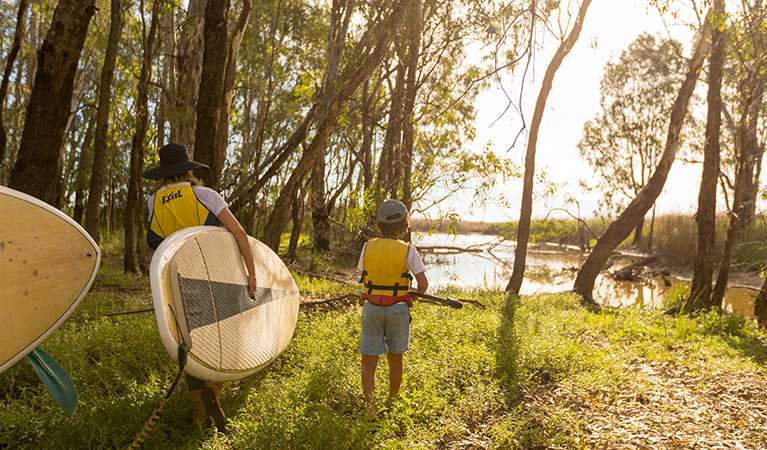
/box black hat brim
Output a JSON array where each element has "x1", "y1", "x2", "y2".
[{"x1": 140, "y1": 160, "x2": 209, "y2": 180}]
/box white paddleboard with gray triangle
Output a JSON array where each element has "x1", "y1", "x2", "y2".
[{"x1": 149, "y1": 226, "x2": 300, "y2": 382}]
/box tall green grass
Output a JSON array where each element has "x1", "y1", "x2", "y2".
[{"x1": 2, "y1": 253, "x2": 765, "y2": 449}]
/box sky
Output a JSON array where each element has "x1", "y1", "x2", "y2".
[{"x1": 459, "y1": 0, "x2": 706, "y2": 223}]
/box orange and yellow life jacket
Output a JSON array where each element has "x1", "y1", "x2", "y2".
[
  {"x1": 360, "y1": 237, "x2": 413, "y2": 306},
  {"x1": 147, "y1": 182, "x2": 218, "y2": 249}
]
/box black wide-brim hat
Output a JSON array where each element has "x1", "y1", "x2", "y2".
[{"x1": 140, "y1": 143, "x2": 209, "y2": 180}]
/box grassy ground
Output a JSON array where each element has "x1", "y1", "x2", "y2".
[{"x1": 2, "y1": 247, "x2": 766, "y2": 449}]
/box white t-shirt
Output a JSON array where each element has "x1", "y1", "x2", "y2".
[
  {"x1": 146, "y1": 182, "x2": 227, "y2": 218},
  {"x1": 357, "y1": 241, "x2": 426, "y2": 276}
]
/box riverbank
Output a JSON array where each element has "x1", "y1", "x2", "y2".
[
  {"x1": 1, "y1": 251, "x2": 766, "y2": 449},
  {"x1": 413, "y1": 232, "x2": 764, "y2": 316}
]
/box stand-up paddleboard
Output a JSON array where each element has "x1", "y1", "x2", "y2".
[
  {"x1": 0, "y1": 186, "x2": 101, "y2": 374},
  {"x1": 149, "y1": 226, "x2": 300, "y2": 382}
]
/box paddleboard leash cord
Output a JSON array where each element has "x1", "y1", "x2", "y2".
[{"x1": 126, "y1": 304, "x2": 190, "y2": 449}]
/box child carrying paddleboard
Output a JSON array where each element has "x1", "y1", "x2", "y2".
[{"x1": 141, "y1": 143, "x2": 257, "y2": 433}]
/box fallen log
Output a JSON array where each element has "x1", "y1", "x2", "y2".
[{"x1": 610, "y1": 256, "x2": 658, "y2": 282}]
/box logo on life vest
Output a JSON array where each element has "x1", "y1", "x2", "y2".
[{"x1": 161, "y1": 189, "x2": 183, "y2": 204}]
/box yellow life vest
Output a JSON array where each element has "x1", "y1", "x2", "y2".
[
  {"x1": 147, "y1": 182, "x2": 218, "y2": 249},
  {"x1": 360, "y1": 238, "x2": 413, "y2": 306}
]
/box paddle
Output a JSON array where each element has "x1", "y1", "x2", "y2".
[
  {"x1": 342, "y1": 290, "x2": 485, "y2": 309},
  {"x1": 408, "y1": 291, "x2": 463, "y2": 309},
  {"x1": 26, "y1": 347, "x2": 78, "y2": 413}
]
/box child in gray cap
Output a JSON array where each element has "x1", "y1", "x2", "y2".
[{"x1": 357, "y1": 199, "x2": 428, "y2": 419}]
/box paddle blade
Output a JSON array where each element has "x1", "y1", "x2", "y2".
[
  {"x1": 445, "y1": 297, "x2": 464, "y2": 309},
  {"x1": 26, "y1": 348, "x2": 78, "y2": 413}
]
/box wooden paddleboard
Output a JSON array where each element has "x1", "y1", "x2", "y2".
[
  {"x1": 149, "y1": 226, "x2": 300, "y2": 382},
  {"x1": 0, "y1": 186, "x2": 101, "y2": 374}
]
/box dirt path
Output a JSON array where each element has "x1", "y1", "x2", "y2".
[{"x1": 519, "y1": 359, "x2": 767, "y2": 449}]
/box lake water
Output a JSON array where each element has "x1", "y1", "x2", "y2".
[{"x1": 413, "y1": 233, "x2": 760, "y2": 317}]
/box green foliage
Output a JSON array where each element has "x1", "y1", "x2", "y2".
[
  {"x1": 488, "y1": 218, "x2": 602, "y2": 245},
  {"x1": 4, "y1": 248, "x2": 767, "y2": 449},
  {"x1": 650, "y1": 213, "x2": 701, "y2": 267},
  {"x1": 578, "y1": 32, "x2": 700, "y2": 219},
  {"x1": 733, "y1": 218, "x2": 767, "y2": 271},
  {"x1": 661, "y1": 282, "x2": 690, "y2": 310}
]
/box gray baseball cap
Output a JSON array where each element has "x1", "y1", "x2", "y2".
[{"x1": 377, "y1": 199, "x2": 409, "y2": 223}]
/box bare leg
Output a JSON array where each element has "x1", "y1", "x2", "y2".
[
  {"x1": 201, "y1": 381, "x2": 227, "y2": 433},
  {"x1": 189, "y1": 390, "x2": 205, "y2": 421},
  {"x1": 361, "y1": 354, "x2": 379, "y2": 419},
  {"x1": 386, "y1": 351, "x2": 403, "y2": 398},
  {"x1": 209, "y1": 381, "x2": 224, "y2": 402}
]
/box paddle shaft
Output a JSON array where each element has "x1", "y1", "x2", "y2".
[{"x1": 408, "y1": 291, "x2": 463, "y2": 309}]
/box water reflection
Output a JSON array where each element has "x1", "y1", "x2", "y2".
[{"x1": 414, "y1": 233, "x2": 759, "y2": 317}]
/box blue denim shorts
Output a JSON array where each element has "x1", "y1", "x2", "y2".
[{"x1": 358, "y1": 302, "x2": 412, "y2": 355}]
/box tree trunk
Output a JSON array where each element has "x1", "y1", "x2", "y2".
[
  {"x1": 194, "y1": 0, "x2": 230, "y2": 189},
  {"x1": 74, "y1": 111, "x2": 96, "y2": 224},
  {"x1": 9, "y1": 0, "x2": 97, "y2": 204},
  {"x1": 175, "y1": 0, "x2": 206, "y2": 153},
  {"x1": 0, "y1": 0, "x2": 28, "y2": 167},
  {"x1": 361, "y1": 81, "x2": 374, "y2": 192},
  {"x1": 84, "y1": 0, "x2": 122, "y2": 243},
  {"x1": 573, "y1": 17, "x2": 710, "y2": 305},
  {"x1": 738, "y1": 0, "x2": 766, "y2": 226},
  {"x1": 710, "y1": 78, "x2": 758, "y2": 308},
  {"x1": 683, "y1": 0, "x2": 725, "y2": 313},
  {"x1": 400, "y1": 0, "x2": 421, "y2": 242},
  {"x1": 739, "y1": 76, "x2": 765, "y2": 226},
  {"x1": 55, "y1": 68, "x2": 93, "y2": 210},
  {"x1": 754, "y1": 275, "x2": 767, "y2": 328},
  {"x1": 311, "y1": 145, "x2": 330, "y2": 251},
  {"x1": 124, "y1": 0, "x2": 159, "y2": 273},
  {"x1": 287, "y1": 186, "x2": 305, "y2": 260},
  {"x1": 631, "y1": 217, "x2": 644, "y2": 246},
  {"x1": 260, "y1": 0, "x2": 414, "y2": 252},
  {"x1": 506, "y1": 0, "x2": 592, "y2": 295},
  {"x1": 2, "y1": 58, "x2": 27, "y2": 184},
  {"x1": 158, "y1": 8, "x2": 175, "y2": 145},
  {"x1": 136, "y1": 181, "x2": 149, "y2": 274},
  {"x1": 377, "y1": 62, "x2": 404, "y2": 196},
  {"x1": 216, "y1": 0, "x2": 251, "y2": 188}
]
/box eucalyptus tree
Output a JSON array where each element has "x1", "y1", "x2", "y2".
[
  {"x1": 124, "y1": 0, "x2": 159, "y2": 273},
  {"x1": 9, "y1": 0, "x2": 97, "y2": 204},
  {"x1": 257, "y1": 0, "x2": 418, "y2": 252},
  {"x1": 224, "y1": 0, "x2": 327, "y2": 234},
  {"x1": 505, "y1": 0, "x2": 593, "y2": 296},
  {"x1": 215, "y1": 0, "x2": 251, "y2": 188},
  {"x1": 577, "y1": 33, "x2": 690, "y2": 245},
  {"x1": 573, "y1": 9, "x2": 712, "y2": 306},
  {"x1": 84, "y1": 0, "x2": 123, "y2": 243},
  {"x1": 0, "y1": 0, "x2": 40, "y2": 184},
  {"x1": 72, "y1": 110, "x2": 96, "y2": 223},
  {"x1": 683, "y1": 0, "x2": 726, "y2": 314},
  {"x1": 307, "y1": 0, "x2": 515, "y2": 249},
  {"x1": 173, "y1": 0, "x2": 205, "y2": 152},
  {"x1": 0, "y1": 0, "x2": 27, "y2": 169},
  {"x1": 727, "y1": 0, "x2": 767, "y2": 227},
  {"x1": 192, "y1": 0, "x2": 229, "y2": 189},
  {"x1": 709, "y1": 0, "x2": 767, "y2": 310}
]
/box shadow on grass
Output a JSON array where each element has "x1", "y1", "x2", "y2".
[{"x1": 495, "y1": 293, "x2": 520, "y2": 396}]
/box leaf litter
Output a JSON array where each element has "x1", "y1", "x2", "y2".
[{"x1": 516, "y1": 358, "x2": 767, "y2": 449}]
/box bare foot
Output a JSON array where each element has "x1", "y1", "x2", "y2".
[{"x1": 366, "y1": 400, "x2": 377, "y2": 420}]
